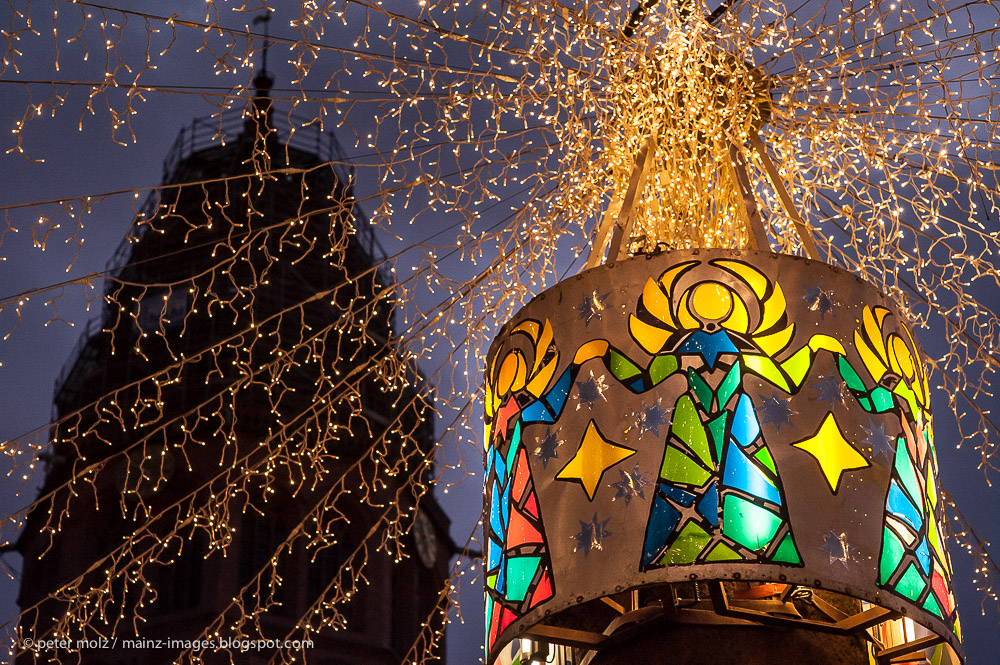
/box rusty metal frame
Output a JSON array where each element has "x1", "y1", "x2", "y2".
[{"x1": 521, "y1": 585, "x2": 944, "y2": 665}]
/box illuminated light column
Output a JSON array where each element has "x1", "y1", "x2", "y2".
[{"x1": 482, "y1": 250, "x2": 962, "y2": 665}]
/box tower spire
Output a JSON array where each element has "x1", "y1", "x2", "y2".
[
  {"x1": 252, "y1": 11, "x2": 274, "y2": 94},
  {"x1": 246, "y1": 11, "x2": 274, "y2": 140}
]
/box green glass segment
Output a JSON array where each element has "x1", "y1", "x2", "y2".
[
  {"x1": 926, "y1": 465, "x2": 938, "y2": 510},
  {"x1": 660, "y1": 445, "x2": 711, "y2": 486},
  {"x1": 687, "y1": 368, "x2": 714, "y2": 411},
  {"x1": 487, "y1": 573, "x2": 497, "y2": 590},
  {"x1": 923, "y1": 592, "x2": 944, "y2": 618},
  {"x1": 838, "y1": 356, "x2": 866, "y2": 391},
  {"x1": 859, "y1": 397, "x2": 873, "y2": 411},
  {"x1": 772, "y1": 532, "x2": 801, "y2": 564},
  {"x1": 717, "y1": 363, "x2": 741, "y2": 410},
  {"x1": 506, "y1": 422, "x2": 521, "y2": 469},
  {"x1": 504, "y1": 556, "x2": 541, "y2": 602},
  {"x1": 895, "y1": 562, "x2": 927, "y2": 601},
  {"x1": 754, "y1": 446, "x2": 777, "y2": 476},
  {"x1": 722, "y1": 495, "x2": 782, "y2": 551},
  {"x1": 649, "y1": 355, "x2": 679, "y2": 386},
  {"x1": 743, "y1": 355, "x2": 790, "y2": 391},
  {"x1": 658, "y1": 521, "x2": 711, "y2": 565},
  {"x1": 880, "y1": 527, "x2": 905, "y2": 585},
  {"x1": 894, "y1": 438, "x2": 923, "y2": 506},
  {"x1": 708, "y1": 414, "x2": 727, "y2": 465},
  {"x1": 893, "y1": 382, "x2": 920, "y2": 420},
  {"x1": 928, "y1": 517, "x2": 944, "y2": 562},
  {"x1": 871, "y1": 386, "x2": 895, "y2": 412},
  {"x1": 705, "y1": 541, "x2": 743, "y2": 561},
  {"x1": 610, "y1": 349, "x2": 641, "y2": 380},
  {"x1": 672, "y1": 395, "x2": 714, "y2": 469},
  {"x1": 783, "y1": 346, "x2": 812, "y2": 388}
]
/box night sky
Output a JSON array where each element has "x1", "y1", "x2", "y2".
[{"x1": 1, "y1": 2, "x2": 998, "y2": 664}]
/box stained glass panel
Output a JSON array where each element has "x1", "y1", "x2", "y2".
[{"x1": 722, "y1": 495, "x2": 782, "y2": 551}]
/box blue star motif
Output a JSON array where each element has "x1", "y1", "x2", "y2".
[
  {"x1": 534, "y1": 430, "x2": 563, "y2": 469},
  {"x1": 573, "y1": 513, "x2": 612, "y2": 557},
  {"x1": 576, "y1": 289, "x2": 611, "y2": 326},
  {"x1": 757, "y1": 390, "x2": 796, "y2": 432},
  {"x1": 627, "y1": 398, "x2": 671, "y2": 438},
  {"x1": 862, "y1": 421, "x2": 896, "y2": 464},
  {"x1": 677, "y1": 330, "x2": 738, "y2": 369},
  {"x1": 813, "y1": 374, "x2": 849, "y2": 408},
  {"x1": 803, "y1": 285, "x2": 840, "y2": 318},
  {"x1": 819, "y1": 529, "x2": 858, "y2": 568},
  {"x1": 575, "y1": 370, "x2": 609, "y2": 410},
  {"x1": 610, "y1": 466, "x2": 650, "y2": 506}
]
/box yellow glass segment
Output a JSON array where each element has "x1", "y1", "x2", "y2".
[
  {"x1": 677, "y1": 290, "x2": 700, "y2": 329},
  {"x1": 658, "y1": 262, "x2": 697, "y2": 299},
  {"x1": 574, "y1": 340, "x2": 610, "y2": 365},
  {"x1": 691, "y1": 282, "x2": 733, "y2": 321},
  {"x1": 756, "y1": 323, "x2": 794, "y2": 357},
  {"x1": 862, "y1": 306, "x2": 890, "y2": 367},
  {"x1": 556, "y1": 420, "x2": 636, "y2": 500},
  {"x1": 808, "y1": 334, "x2": 847, "y2": 356},
  {"x1": 713, "y1": 259, "x2": 768, "y2": 299},
  {"x1": 889, "y1": 335, "x2": 915, "y2": 379},
  {"x1": 527, "y1": 354, "x2": 559, "y2": 398},
  {"x1": 642, "y1": 277, "x2": 675, "y2": 327},
  {"x1": 874, "y1": 305, "x2": 892, "y2": 328},
  {"x1": 485, "y1": 385, "x2": 496, "y2": 418},
  {"x1": 497, "y1": 352, "x2": 521, "y2": 395},
  {"x1": 792, "y1": 412, "x2": 871, "y2": 493},
  {"x1": 512, "y1": 319, "x2": 540, "y2": 340},
  {"x1": 855, "y1": 329, "x2": 888, "y2": 381},
  {"x1": 629, "y1": 314, "x2": 671, "y2": 354},
  {"x1": 720, "y1": 295, "x2": 749, "y2": 333},
  {"x1": 535, "y1": 319, "x2": 554, "y2": 373},
  {"x1": 757, "y1": 283, "x2": 786, "y2": 333},
  {"x1": 512, "y1": 353, "x2": 527, "y2": 392}
]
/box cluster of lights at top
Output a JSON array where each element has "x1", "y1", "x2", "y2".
[{"x1": 482, "y1": 249, "x2": 961, "y2": 664}]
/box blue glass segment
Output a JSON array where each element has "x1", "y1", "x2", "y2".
[
  {"x1": 497, "y1": 554, "x2": 506, "y2": 593},
  {"x1": 545, "y1": 368, "x2": 573, "y2": 415},
  {"x1": 697, "y1": 482, "x2": 719, "y2": 526},
  {"x1": 490, "y1": 482, "x2": 504, "y2": 535},
  {"x1": 643, "y1": 495, "x2": 681, "y2": 566},
  {"x1": 487, "y1": 536, "x2": 502, "y2": 570},
  {"x1": 493, "y1": 447, "x2": 507, "y2": 480},
  {"x1": 731, "y1": 394, "x2": 761, "y2": 447},
  {"x1": 500, "y1": 480, "x2": 510, "y2": 528},
  {"x1": 916, "y1": 537, "x2": 931, "y2": 575},
  {"x1": 661, "y1": 483, "x2": 696, "y2": 506},
  {"x1": 678, "y1": 330, "x2": 738, "y2": 369},
  {"x1": 521, "y1": 399, "x2": 554, "y2": 423},
  {"x1": 887, "y1": 480, "x2": 923, "y2": 532},
  {"x1": 722, "y1": 440, "x2": 781, "y2": 505}
]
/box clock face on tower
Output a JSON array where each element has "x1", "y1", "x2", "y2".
[{"x1": 414, "y1": 511, "x2": 439, "y2": 569}]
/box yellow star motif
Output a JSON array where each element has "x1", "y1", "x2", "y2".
[
  {"x1": 792, "y1": 412, "x2": 870, "y2": 493},
  {"x1": 556, "y1": 420, "x2": 636, "y2": 500}
]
